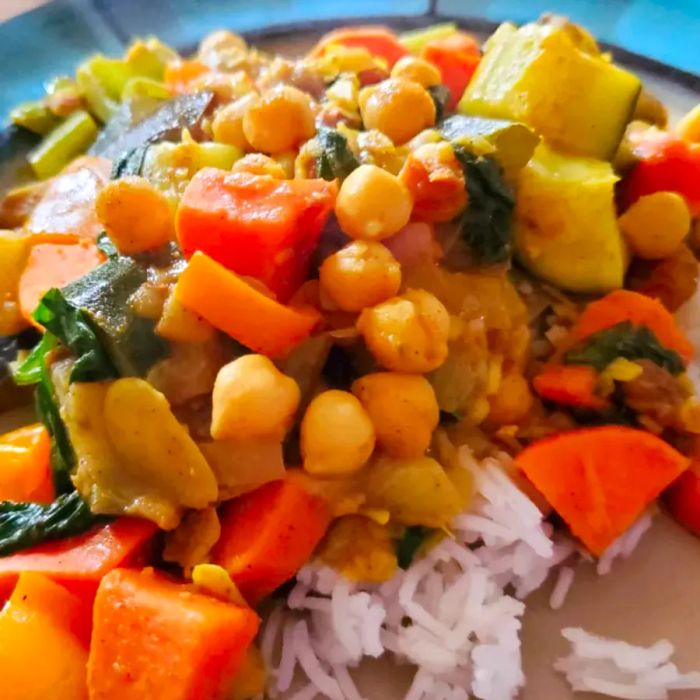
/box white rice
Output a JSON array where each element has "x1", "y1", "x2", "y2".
[
  {"x1": 259, "y1": 450, "x2": 686, "y2": 699},
  {"x1": 555, "y1": 628, "x2": 700, "y2": 699}
]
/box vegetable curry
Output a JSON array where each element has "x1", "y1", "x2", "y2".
[{"x1": 1, "y1": 15, "x2": 700, "y2": 700}]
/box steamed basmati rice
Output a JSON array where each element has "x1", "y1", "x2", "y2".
[
  {"x1": 555, "y1": 628, "x2": 700, "y2": 699},
  {"x1": 259, "y1": 450, "x2": 680, "y2": 700}
]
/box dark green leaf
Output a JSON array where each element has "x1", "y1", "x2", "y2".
[
  {"x1": 322, "y1": 345, "x2": 359, "y2": 390},
  {"x1": 110, "y1": 144, "x2": 150, "y2": 179},
  {"x1": 0, "y1": 492, "x2": 99, "y2": 556},
  {"x1": 396, "y1": 526, "x2": 431, "y2": 569},
  {"x1": 564, "y1": 321, "x2": 685, "y2": 375},
  {"x1": 90, "y1": 91, "x2": 213, "y2": 161},
  {"x1": 453, "y1": 145, "x2": 515, "y2": 265},
  {"x1": 35, "y1": 360, "x2": 75, "y2": 494},
  {"x1": 427, "y1": 84, "x2": 451, "y2": 122},
  {"x1": 315, "y1": 128, "x2": 360, "y2": 181},
  {"x1": 12, "y1": 332, "x2": 58, "y2": 386},
  {"x1": 33, "y1": 289, "x2": 118, "y2": 383},
  {"x1": 61, "y1": 255, "x2": 169, "y2": 377}
]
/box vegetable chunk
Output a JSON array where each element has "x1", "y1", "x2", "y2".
[
  {"x1": 460, "y1": 20, "x2": 640, "y2": 159},
  {"x1": 212, "y1": 479, "x2": 331, "y2": 603},
  {"x1": 176, "y1": 168, "x2": 336, "y2": 301},
  {"x1": 0, "y1": 573, "x2": 89, "y2": 700},
  {"x1": 175, "y1": 252, "x2": 320, "y2": 358},
  {"x1": 88, "y1": 568, "x2": 259, "y2": 700},
  {"x1": 0, "y1": 518, "x2": 156, "y2": 599},
  {"x1": 514, "y1": 143, "x2": 625, "y2": 292},
  {"x1": 516, "y1": 427, "x2": 688, "y2": 555},
  {"x1": 0, "y1": 424, "x2": 54, "y2": 503}
]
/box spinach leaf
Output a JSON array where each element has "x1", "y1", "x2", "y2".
[
  {"x1": 427, "y1": 84, "x2": 451, "y2": 122},
  {"x1": 322, "y1": 345, "x2": 360, "y2": 391},
  {"x1": 315, "y1": 128, "x2": 359, "y2": 181},
  {"x1": 564, "y1": 321, "x2": 685, "y2": 375},
  {"x1": 35, "y1": 360, "x2": 75, "y2": 494},
  {"x1": 33, "y1": 289, "x2": 118, "y2": 383},
  {"x1": 396, "y1": 526, "x2": 431, "y2": 569},
  {"x1": 12, "y1": 332, "x2": 58, "y2": 386},
  {"x1": 90, "y1": 91, "x2": 213, "y2": 161},
  {"x1": 61, "y1": 255, "x2": 169, "y2": 377},
  {"x1": 439, "y1": 409, "x2": 462, "y2": 426},
  {"x1": 0, "y1": 492, "x2": 98, "y2": 556},
  {"x1": 453, "y1": 145, "x2": 515, "y2": 265}
]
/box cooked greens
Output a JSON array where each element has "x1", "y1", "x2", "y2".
[
  {"x1": 0, "y1": 491, "x2": 98, "y2": 556},
  {"x1": 90, "y1": 91, "x2": 213, "y2": 162},
  {"x1": 427, "y1": 84, "x2": 451, "y2": 122},
  {"x1": 453, "y1": 145, "x2": 515, "y2": 264},
  {"x1": 33, "y1": 289, "x2": 118, "y2": 383},
  {"x1": 564, "y1": 321, "x2": 685, "y2": 374},
  {"x1": 396, "y1": 525, "x2": 431, "y2": 569},
  {"x1": 315, "y1": 128, "x2": 360, "y2": 181}
]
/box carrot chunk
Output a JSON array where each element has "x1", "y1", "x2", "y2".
[
  {"x1": 0, "y1": 518, "x2": 157, "y2": 599},
  {"x1": 309, "y1": 25, "x2": 408, "y2": 67},
  {"x1": 175, "y1": 251, "x2": 320, "y2": 358},
  {"x1": 87, "y1": 568, "x2": 259, "y2": 700},
  {"x1": 0, "y1": 423, "x2": 54, "y2": 503},
  {"x1": 421, "y1": 32, "x2": 481, "y2": 109},
  {"x1": 212, "y1": 479, "x2": 331, "y2": 604},
  {"x1": 18, "y1": 241, "x2": 103, "y2": 323},
  {"x1": 533, "y1": 364, "x2": 608, "y2": 410},
  {"x1": 176, "y1": 168, "x2": 336, "y2": 301},
  {"x1": 25, "y1": 155, "x2": 111, "y2": 242},
  {"x1": 516, "y1": 426, "x2": 689, "y2": 555},
  {"x1": 568, "y1": 289, "x2": 693, "y2": 362}
]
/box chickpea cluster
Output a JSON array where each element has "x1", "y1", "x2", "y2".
[{"x1": 199, "y1": 33, "x2": 463, "y2": 478}]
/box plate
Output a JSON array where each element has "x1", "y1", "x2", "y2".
[{"x1": 1, "y1": 5, "x2": 700, "y2": 699}]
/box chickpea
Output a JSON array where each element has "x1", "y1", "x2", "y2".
[
  {"x1": 301, "y1": 390, "x2": 376, "y2": 476},
  {"x1": 352, "y1": 372, "x2": 439, "y2": 457},
  {"x1": 96, "y1": 176, "x2": 173, "y2": 255},
  {"x1": 212, "y1": 93, "x2": 258, "y2": 150},
  {"x1": 357, "y1": 289, "x2": 449, "y2": 373},
  {"x1": 391, "y1": 56, "x2": 442, "y2": 88},
  {"x1": 618, "y1": 191, "x2": 690, "y2": 259},
  {"x1": 243, "y1": 85, "x2": 316, "y2": 154},
  {"x1": 487, "y1": 371, "x2": 534, "y2": 425},
  {"x1": 399, "y1": 142, "x2": 468, "y2": 222},
  {"x1": 211, "y1": 354, "x2": 300, "y2": 440},
  {"x1": 198, "y1": 29, "x2": 247, "y2": 71},
  {"x1": 359, "y1": 78, "x2": 436, "y2": 145},
  {"x1": 320, "y1": 241, "x2": 401, "y2": 312},
  {"x1": 232, "y1": 153, "x2": 287, "y2": 179},
  {"x1": 335, "y1": 164, "x2": 413, "y2": 240}
]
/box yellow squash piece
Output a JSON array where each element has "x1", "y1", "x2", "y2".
[
  {"x1": 366, "y1": 455, "x2": 462, "y2": 528},
  {"x1": 0, "y1": 231, "x2": 30, "y2": 336},
  {"x1": 514, "y1": 143, "x2": 626, "y2": 293},
  {"x1": 459, "y1": 20, "x2": 641, "y2": 160},
  {"x1": 64, "y1": 378, "x2": 218, "y2": 529}
]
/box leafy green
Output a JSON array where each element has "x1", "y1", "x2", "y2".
[
  {"x1": 33, "y1": 289, "x2": 118, "y2": 383},
  {"x1": 396, "y1": 526, "x2": 431, "y2": 569},
  {"x1": 0, "y1": 492, "x2": 98, "y2": 556},
  {"x1": 315, "y1": 128, "x2": 360, "y2": 181},
  {"x1": 90, "y1": 91, "x2": 213, "y2": 161},
  {"x1": 35, "y1": 360, "x2": 75, "y2": 494},
  {"x1": 12, "y1": 332, "x2": 58, "y2": 386},
  {"x1": 427, "y1": 84, "x2": 451, "y2": 122},
  {"x1": 564, "y1": 321, "x2": 685, "y2": 375},
  {"x1": 452, "y1": 145, "x2": 515, "y2": 264},
  {"x1": 60, "y1": 255, "x2": 169, "y2": 377},
  {"x1": 439, "y1": 409, "x2": 462, "y2": 426}
]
